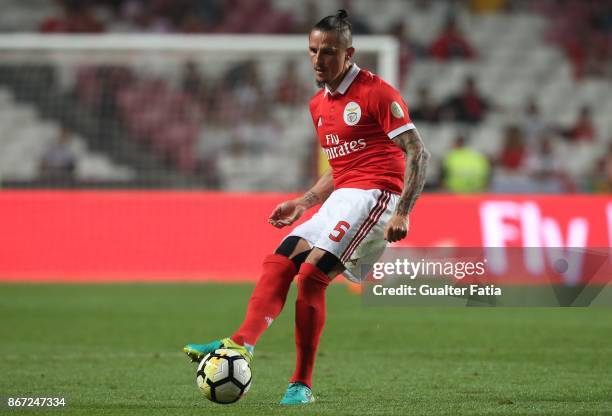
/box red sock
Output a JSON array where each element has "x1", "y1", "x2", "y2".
[
  {"x1": 232, "y1": 254, "x2": 297, "y2": 347},
  {"x1": 290, "y1": 263, "x2": 331, "y2": 388}
]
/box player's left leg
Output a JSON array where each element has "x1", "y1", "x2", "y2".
[
  {"x1": 280, "y1": 248, "x2": 344, "y2": 405},
  {"x1": 184, "y1": 237, "x2": 311, "y2": 363},
  {"x1": 230, "y1": 237, "x2": 312, "y2": 350}
]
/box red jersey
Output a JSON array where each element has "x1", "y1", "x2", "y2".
[{"x1": 310, "y1": 64, "x2": 415, "y2": 195}]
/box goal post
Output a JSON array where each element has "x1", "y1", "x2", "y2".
[
  {"x1": 0, "y1": 34, "x2": 399, "y2": 190},
  {"x1": 0, "y1": 34, "x2": 399, "y2": 86}
]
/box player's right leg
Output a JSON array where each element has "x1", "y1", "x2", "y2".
[
  {"x1": 183, "y1": 236, "x2": 311, "y2": 363},
  {"x1": 281, "y1": 248, "x2": 344, "y2": 404}
]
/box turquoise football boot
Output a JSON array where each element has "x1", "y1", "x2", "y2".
[
  {"x1": 183, "y1": 339, "x2": 222, "y2": 363},
  {"x1": 184, "y1": 337, "x2": 253, "y2": 364},
  {"x1": 279, "y1": 382, "x2": 315, "y2": 405}
]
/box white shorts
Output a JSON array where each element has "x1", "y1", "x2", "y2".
[{"x1": 287, "y1": 188, "x2": 400, "y2": 283}]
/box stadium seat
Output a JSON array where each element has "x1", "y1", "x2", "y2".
[{"x1": 0, "y1": 89, "x2": 133, "y2": 182}]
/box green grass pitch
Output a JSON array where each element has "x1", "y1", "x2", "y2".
[{"x1": 1, "y1": 283, "x2": 611, "y2": 415}]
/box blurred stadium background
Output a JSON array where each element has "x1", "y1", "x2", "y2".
[
  {"x1": 0, "y1": 0, "x2": 610, "y2": 193},
  {"x1": 0, "y1": 0, "x2": 610, "y2": 282}
]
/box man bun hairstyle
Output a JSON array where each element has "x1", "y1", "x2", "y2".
[{"x1": 313, "y1": 9, "x2": 353, "y2": 48}]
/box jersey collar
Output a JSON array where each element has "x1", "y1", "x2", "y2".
[{"x1": 324, "y1": 63, "x2": 360, "y2": 97}]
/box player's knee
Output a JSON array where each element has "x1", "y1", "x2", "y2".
[
  {"x1": 291, "y1": 250, "x2": 310, "y2": 269},
  {"x1": 312, "y1": 251, "x2": 343, "y2": 275},
  {"x1": 276, "y1": 236, "x2": 311, "y2": 269},
  {"x1": 275, "y1": 236, "x2": 301, "y2": 257}
]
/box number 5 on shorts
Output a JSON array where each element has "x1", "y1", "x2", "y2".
[{"x1": 329, "y1": 221, "x2": 350, "y2": 242}]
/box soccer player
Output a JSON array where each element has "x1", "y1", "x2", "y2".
[{"x1": 184, "y1": 9, "x2": 429, "y2": 404}]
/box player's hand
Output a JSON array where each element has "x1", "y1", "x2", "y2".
[
  {"x1": 384, "y1": 214, "x2": 409, "y2": 242},
  {"x1": 268, "y1": 199, "x2": 307, "y2": 228}
]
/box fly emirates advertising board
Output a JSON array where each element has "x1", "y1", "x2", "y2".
[{"x1": 0, "y1": 192, "x2": 609, "y2": 282}]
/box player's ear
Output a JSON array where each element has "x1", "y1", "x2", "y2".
[{"x1": 345, "y1": 46, "x2": 355, "y2": 62}]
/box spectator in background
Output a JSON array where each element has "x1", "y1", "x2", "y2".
[
  {"x1": 389, "y1": 21, "x2": 425, "y2": 87},
  {"x1": 126, "y1": 0, "x2": 172, "y2": 32},
  {"x1": 587, "y1": 144, "x2": 612, "y2": 193},
  {"x1": 275, "y1": 60, "x2": 308, "y2": 106},
  {"x1": 429, "y1": 16, "x2": 476, "y2": 61},
  {"x1": 193, "y1": 0, "x2": 224, "y2": 28},
  {"x1": 545, "y1": 2, "x2": 611, "y2": 80},
  {"x1": 204, "y1": 79, "x2": 239, "y2": 124},
  {"x1": 521, "y1": 98, "x2": 547, "y2": 147},
  {"x1": 178, "y1": 11, "x2": 209, "y2": 33},
  {"x1": 583, "y1": 34, "x2": 611, "y2": 78},
  {"x1": 292, "y1": 0, "x2": 320, "y2": 34},
  {"x1": 232, "y1": 103, "x2": 280, "y2": 154},
  {"x1": 39, "y1": 127, "x2": 77, "y2": 181},
  {"x1": 40, "y1": 1, "x2": 104, "y2": 33},
  {"x1": 339, "y1": 0, "x2": 372, "y2": 34},
  {"x1": 442, "y1": 76, "x2": 490, "y2": 124},
  {"x1": 442, "y1": 135, "x2": 490, "y2": 193},
  {"x1": 563, "y1": 30, "x2": 593, "y2": 80},
  {"x1": 410, "y1": 86, "x2": 440, "y2": 123},
  {"x1": 40, "y1": 6, "x2": 72, "y2": 32},
  {"x1": 524, "y1": 135, "x2": 560, "y2": 180},
  {"x1": 103, "y1": 0, "x2": 141, "y2": 32},
  {"x1": 181, "y1": 60, "x2": 205, "y2": 96},
  {"x1": 498, "y1": 125, "x2": 527, "y2": 170},
  {"x1": 592, "y1": 2, "x2": 612, "y2": 33},
  {"x1": 524, "y1": 135, "x2": 575, "y2": 192},
  {"x1": 565, "y1": 105, "x2": 597, "y2": 141},
  {"x1": 226, "y1": 60, "x2": 265, "y2": 118}
]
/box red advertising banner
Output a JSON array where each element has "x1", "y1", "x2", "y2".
[{"x1": 0, "y1": 192, "x2": 610, "y2": 282}]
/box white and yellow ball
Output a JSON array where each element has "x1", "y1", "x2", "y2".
[{"x1": 196, "y1": 349, "x2": 252, "y2": 404}]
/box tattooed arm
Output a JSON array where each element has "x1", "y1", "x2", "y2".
[
  {"x1": 268, "y1": 169, "x2": 334, "y2": 228},
  {"x1": 384, "y1": 128, "x2": 430, "y2": 242}
]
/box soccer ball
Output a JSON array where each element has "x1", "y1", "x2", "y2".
[{"x1": 196, "y1": 349, "x2": 252, "y2": 404}]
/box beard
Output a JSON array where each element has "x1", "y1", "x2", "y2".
[{"x1": 315, "y1": 79, "x2": 325, "y2": 88}]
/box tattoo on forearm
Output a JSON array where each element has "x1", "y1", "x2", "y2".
[
  {"x1": 302, "y1": 170, "x2": 334, "y2": 207},
  {"x1": 394, "y1": 130, "x2": 429, "y2": 216},
  {"x1": 302, "y1": 191, "x2": 320, "y2": 207}
]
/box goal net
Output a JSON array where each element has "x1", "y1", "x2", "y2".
[{"x1": 0, "y1": 34, "x2": 398, "y2": 191}]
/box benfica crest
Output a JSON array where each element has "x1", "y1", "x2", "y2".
[{"x1": 343, "y1": 101, "x2": 361, "y2": 126}]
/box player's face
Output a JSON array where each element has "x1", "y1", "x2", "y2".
[{"x1": 308, "y1": 29, "x2": 354, "y2": 89}]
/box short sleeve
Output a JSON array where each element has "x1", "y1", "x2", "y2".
[{"x1": 369, "y1": 81, "x2": 415, "y2": 139}]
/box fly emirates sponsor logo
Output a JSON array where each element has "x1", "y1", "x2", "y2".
[{"x1": 324, "y1": 134, "x2": 366, "y2": 160}]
